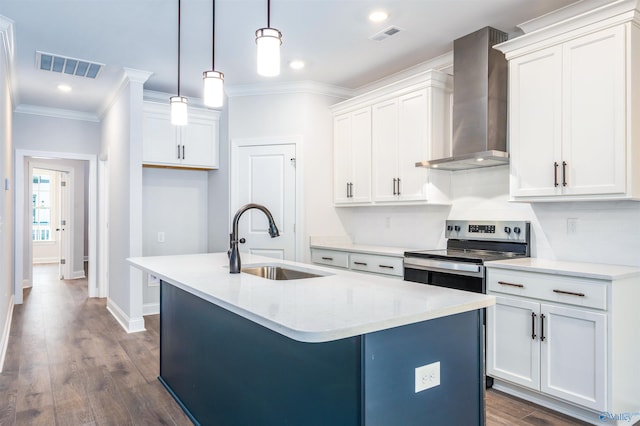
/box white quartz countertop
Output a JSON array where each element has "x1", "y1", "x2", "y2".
[
  {"x1": 485, "y1": 258, "x2": 640, "y2": 280},
  {"x1": 309, "y1": 242, "x2": 411, "y2": 257},
  {"x1": 128, "y1": 253, "x2": 494, "y2": 343}
]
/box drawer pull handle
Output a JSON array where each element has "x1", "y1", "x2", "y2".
[
  {"x1": 354, "y1": 261, "x2": 368, "y2": 266},
  {"x1": 379, "y1": 265, "x2": 394, "y2": 269},
  {"x1": 540, "y1": 313, "x2": 546, "y2": 342},
  {"x1": 531, "y1": 312, "x2": 537, "y2": 340},
  {"x1": 498, "y1": 281, "x2": 524, "y2": 288},
  {"x1": 321, "y1": 257, "x2": 334, "y2": 261},
  {"x1": 553, "y1": 289, "x2": 585, "y2": 297}
]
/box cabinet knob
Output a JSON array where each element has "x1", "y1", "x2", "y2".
[
  {"x1": 514, "y1": 227, "x2": 521, "y2": 234},
  {"x1": 504, "y1": 227, "x2": 511, "y2": 234},
  {"x1": 454, "y1": 225, "x2": 461, "y2": 232}
]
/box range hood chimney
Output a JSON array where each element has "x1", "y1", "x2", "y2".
[{"x1": 417, "y1": 27, "x2": 509, "y2": 171}]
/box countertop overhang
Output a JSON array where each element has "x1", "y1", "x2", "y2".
[{"x1": 128, "y1": 252, "x2": 495, "y2": 343}]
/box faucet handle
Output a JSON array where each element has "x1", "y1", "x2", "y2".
[{"x1": 239, "y1": 238, "x2": 246, "y2": 244}]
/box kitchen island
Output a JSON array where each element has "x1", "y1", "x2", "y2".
[{"x1": 128, "y1": 253, "x2": 495, "y2": 426}]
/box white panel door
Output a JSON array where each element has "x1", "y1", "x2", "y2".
[
  {"x1": 398, "y1": 89, "x2": 430, "y2": 201},
  {"x1": 142, "y1": 103, "x2": 180, "y2": 165},
  {"x1": 540, "y1": 304, "x2": 606, "y2": 411},
  {"x1": 235, "y1": 144, "x2": 296, "y2": 261},
  {"x1": 333, "y1": 113, "x2": 352, "y2": 204},
  {"x1": 372, "y1": 99, "x2": 399, "y2": 202},
  {"x1": 58, "y1": 171, "x2": 72, "y2": 280},
  {"x1": 350, "y1": 107, "x2": 372, "y2": 203},
  {"x1": 487, "y1": 296, "x2": 540, "y2": 390},
  {"x1": 181, "y1": 111, "x2": 219, "y2": 168},
  {"x1": 509, "y1": 45, "x2": 563, "y2": 197},
  {"x1": 562, "y1": 26, "x2": 626, "y2": 196}
]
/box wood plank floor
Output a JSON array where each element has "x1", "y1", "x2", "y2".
[{"x1": 0, "y1": 264, "x2": 616, "y2": 425}]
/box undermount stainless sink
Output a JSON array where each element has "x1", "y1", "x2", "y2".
[{"x1": 241, "y1": 264, "x2": 329, "y2": 280}]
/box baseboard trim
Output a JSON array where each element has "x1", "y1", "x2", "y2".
[
  {"x1": 33, "y1": 257, "x2": 58, "y2": 264},
  {"x1": 71, "y1": 270, "x2": 86, "y2": 280},
  {"x1": 22, "y1": 278, "x2": 32, "y2": 289},
  {"x1": 106, "y1": 298, "x2": 146, "y2": 334},
  {"x1": 0, "y1": 298, "x2": 15, "y2": 373},
  {"x1": 143, "y1": 303, "x2": 159, "y2": 316},
  {"x1": 492, "y1": 380, "x2": 614, "y2": 426}
]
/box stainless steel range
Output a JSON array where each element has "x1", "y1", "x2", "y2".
[
  {"x1": 404, "y1": 220, "x2": 530, "y2": 389},
  {"x1": 403, "y1": 220, "x2": 530, "y2": 293}
]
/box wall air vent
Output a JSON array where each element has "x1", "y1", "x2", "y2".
[
  {"x1": 36, "y1": 51, "x2": 104, "y2": 79},
  {"x1": 370, "y1": 26, "x2": 403, "y2": 42}
]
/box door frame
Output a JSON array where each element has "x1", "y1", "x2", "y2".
[
  {"x1": 230, "y1": 136, "x2": 304, "y2": 262},
  {"x1": 14, "y1": 149, "x2": 99, "y2": 303}
]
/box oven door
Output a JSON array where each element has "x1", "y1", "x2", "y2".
[{"x1": 403, "y1": 257, "x2": 485, "y2": 293}]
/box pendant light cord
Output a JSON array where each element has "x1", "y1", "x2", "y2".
[
  {"x1": 267, "y1": 0, "x2": 271, "y2": 28},
  {"x1": 212, "y1": 0, "x2": 215, "y2": 69},
  {"x1": 177, "y1": 0, "x2": 181, "y2": 96}
]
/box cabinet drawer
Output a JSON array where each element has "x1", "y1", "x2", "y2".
[
  {"x1": 311, "y1": 249, "x2": 349, "y2": 269},
  {"x1": 487, "y1": 269, "x2": 607, "y2": 310},
  {"x1": 350, "y1": 254, "x2": 403, "y2": 277}
]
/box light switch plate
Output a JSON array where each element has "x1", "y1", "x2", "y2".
[{"x1": 415, "y1": 361, "x2": 440, "y2": 393}]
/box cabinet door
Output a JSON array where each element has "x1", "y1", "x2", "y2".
[
  {"x1": 142, "y1": 103, "x2": 180, "y2": 166},
  {"x1": 509, "y1": 46, "x2": 563, "y2": 197},
  {"x1": 333, "y1": 113, "x2": 353, "y2": 204},
  {"x1": 372, "y1": 99, "x2": 399, "y2": 202},
  {"x1": 562, "y1": 26, "x2": 626, "y2": 196},
  {"x1": 398, "y1": 90, "x2": 430, "y2": 201},
  {"x1": 540, "y1": 304, "x2": 606, "y2": 411},
  {"x1": 350, "y1": 107, "x2": 372, "y2": 203},
  {"x1": 181, "y1": 111, "x2": 219, "y2": 169},
  {"x1": 487, "y1": 296, "x2": 540, "y2": 391}
]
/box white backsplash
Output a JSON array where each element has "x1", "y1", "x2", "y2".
[{"x1": 344, "y1": 167, "x2": 640, "y2": 267}]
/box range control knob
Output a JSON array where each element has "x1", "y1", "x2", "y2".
[
  {"x1": 454, "y1": 225, "x2": 461, "y2": 232},
  {"x1": 504, "y1": 226, "x2": 512, "y2": 234},
  {"x1": 514, "y1": 227, "x2": 521, "y2": 234},
  {"x1": 447, "y1": 225, "x2": 453, "y2": 231}
]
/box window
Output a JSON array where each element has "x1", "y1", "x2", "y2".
[{"x1": 32, "y1": 171, "x2": 54, "y2": 241}]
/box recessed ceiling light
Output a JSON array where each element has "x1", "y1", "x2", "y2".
[
  {"x1": 369, "y1": 10, "x2": 389, "y2": 22},
  {"x1": 57, "y1": 84, "x2": 72, "y2": 92},
  {"x1": 289, "y1": 60, "x2": 305, "y2": 70}
]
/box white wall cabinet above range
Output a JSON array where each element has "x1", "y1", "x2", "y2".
[
  {"x1": 496, "y1": 3, "x2": 640, "y2": 201},
  {"x1": 331, "y1": 70, "x2": 453, "y2": 206},
  {"x1": 142, "y1": 101, "x2": 220, "y2": 170}
]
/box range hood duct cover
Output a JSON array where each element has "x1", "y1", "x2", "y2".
[{"x1": 417, "y1": 27, "x2": 509, "y2": 171}]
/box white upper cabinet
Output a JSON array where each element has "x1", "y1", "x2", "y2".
[
  {"x1": 496, "y1": 2, "x2": 640, "y2": 201},
  {"x1": 331, "y1": 70, "x2": 452, "y2": 206},
  {"x1": 142, "y1": 101, "x2": 220, "y2": 170},
  {"x1": 333, "y1": 107, "x2": 372, "y2": 205}
]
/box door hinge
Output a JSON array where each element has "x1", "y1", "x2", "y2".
[
  {"x1": 60, "y1": 219, "x2": 66, "y2": 226},
  {"x1": 290, "y1": 158, "x2": 296, "y2": 167},
  {"x1": 60, "y1": 259, "x2": 66, "y2": 265},
  {"x1": 293, "y1": 223, "x2": 296, "y2": 233},
  {"x1": 60, "y1": 181, "x2": 67, "y2": 187}
]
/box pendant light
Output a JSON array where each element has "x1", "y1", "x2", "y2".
[
  {"x1": 203, "y1": 0, "x2": 224, "y2": 107},
  {"x1": 170, "y1": 0, "x2": 188, "y2": 125},
  {"x1": 255, "y1": 0, "x2": 282, "y2": 77}
]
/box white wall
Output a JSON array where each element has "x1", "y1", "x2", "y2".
[
  {"x1": 228, "y1": 91, "x2": 348, "y2": 262},
  {"x1": 13, "y1": 112, "x2": 100, "y2": 154},
  {"x1": 345, "y1": 166, "x2": 640, "y2": 267},
  {"x1": 142, "y1": 167, "x2": 209, "y2": 309},
  {"x1": 208, "y1": 101, "x2": 229, "y2": 252},
  {"x1": 0, "y1": 16, "x2": 15, "y2": 372}
]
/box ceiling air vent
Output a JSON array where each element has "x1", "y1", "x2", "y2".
[
  {"x1": 370, "y1": 26, "x2": 403, "y2": 42},
  {"x1": 36, "y1": 51, "x2": 104, "y2": 79}
]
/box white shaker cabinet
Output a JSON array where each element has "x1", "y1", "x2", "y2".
[
  {"x1": 496, "y1": 9, "x2": 640, "y2": 201},
  {"x1": 333, "y1": 107, "x2": 372, "y2": 205},
  {"x1": 142, "y1": 101, "x2": 220, "y2": 170}
]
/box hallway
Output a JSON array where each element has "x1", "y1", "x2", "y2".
[{"x1": 0, "y1": 264, "x2": 190, "y2": 425}]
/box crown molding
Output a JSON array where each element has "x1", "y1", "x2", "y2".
[
  {"x1": 14, "y1": 104, "x2": 100, "y2": 122},
  {"x1": 123, "y1": 67, "x2": 153, "y2": 84},
  {"x1": 98, "y1": 67, "x2": 153, "y2": 119},
  {"x1": 143, "y1": 89, "x2": 222, "y2": 111},
  {"x1": 225, "y1": 80, "x2": 354, "y2": 100}
]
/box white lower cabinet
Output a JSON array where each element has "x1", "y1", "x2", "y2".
[
  {"x1": 311, "y1": 248, "x2": 403, "y2": 277},
  {"x1": 488, "y1": 295, "x2": 606, "y2": 411}
]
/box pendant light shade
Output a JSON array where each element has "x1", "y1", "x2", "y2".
[
  {"x1": 256, "y1": 0, "x2": 282, "y2": 77},
  {"x1": 171, "y1": 0, "x2": 188, "y2": 125},
  {"x1": 203, "y1": 0, "x2": 224, "y2": 107},
  {"x1": 170, "y1": 96, "x2": 188, "y2": 125}
]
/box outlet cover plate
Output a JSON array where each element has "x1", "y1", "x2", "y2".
[{"x1": 415, "y1": 361, "x2": 440, "y2": 393}]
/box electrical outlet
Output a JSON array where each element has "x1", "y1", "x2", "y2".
[
  {"x1": 567, "y1": 218, "x2": 578, "y2": 235},
  {"x1": 157, "y1": 231, "x2": 165, "y2": 243},
  {"x1": 415, "y1": 361, "x2": 440, "y2": 393}
]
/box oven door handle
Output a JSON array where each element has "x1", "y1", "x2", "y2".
[{"x1": 403, "y1": 258, "x2": 482, "y2": 274}]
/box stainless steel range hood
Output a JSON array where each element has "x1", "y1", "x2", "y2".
[{"x1": 417, "y1": 27, "x2": 509, "y2": 171}]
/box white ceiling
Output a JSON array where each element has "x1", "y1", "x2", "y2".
[{"x1": 2, "y1": 0, "x2": 579, "y2": 115}]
